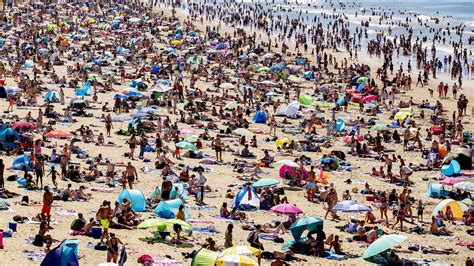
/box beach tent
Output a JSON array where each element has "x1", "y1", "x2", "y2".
[
  {"x1": 12, "y1": 154, "x2": 32, "y2": 170},
  {"x1": 431, "y1": 199, "x2": 468, "y2": 220},
  {"x1": 441, "y1": 160, "x2": 461, "y2": 176},
  {"x1": 426, "y1": 182, "x2": 449, "y2": 198},
  {"x1": 443, "y1": 148, "x2": 472, "y2": 170},
  {"x1": 275, "y1": 103, "x2": 288, "y2": 116},
  {"x1": 117, "y1": 189, "x2": 146, "y2": 212},
  {"x1": 289, "y1": 217, "x2": 324, "y2": 242},
  {"x1": 252, "y1": 111, "x2": 267, "y2": 124},
  {"x1": 149, "y1": 184, "x2": 190, "y2": 202},
  {"x1": 0, "y1": 128, "x2": 20, "y2": 149},
  {"x1": 229, "y1": 186, "x2": 260, "y2": 210},
  {"x1": 191, "y1": 248, "x2": 218, "y2": 266},
  {"x1": 75, "y1": 81, "x2": 91, "y2": 96},
  {"x1": 44, "y1": 90, "x2": 61, "y2": 102},
  {"x1": 153, "y1": 198, "x2": 190, "y2": 219},
  {"x1": 41, "y1": 239, "x2": 79, "y2": 266},
  {"x1": 279, "y1": 164, "x2": 308, "y2": 180}
]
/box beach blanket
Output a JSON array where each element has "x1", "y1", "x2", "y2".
[
  {"x1": 153, "y1": 258, "x2": 181, "y2": 266},
  {"x1": 187, "y1": 205, "x2": 215, "y2": 211},
  {"x1": 23, "y1": 251, "x2": 46, "y2": 262},
  {"x1": 91, "y1": 187, "x2": 115, "y2": 193},
  {"x1": 69, "y1": 230, "x2": 86, "y2": 235},
  {"x1": 188, "y1": 219, "x2": 215, "y2": 225},
  {"x1": 192, "y1": 226, "x2": 219, "y2": 234},
  {"x1": 209, "y1": 215, "x2": 240, "y2": 223},
  {"x1": 259, "y1": 233, "x2": 278, "y2": 241},
  {"x1": 456, "y1": 242, "x2": 474, "y2": 247},
  {"x1": 55, "y1": 209, "x2": 78, "y2": 216}
]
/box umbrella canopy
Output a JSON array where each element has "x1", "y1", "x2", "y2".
[
  {"x1": 357, "y1": 76, "x2": 368, "y2": 83},
  {"x1": 112, "y1": 115, "x2": 133, "y2": 122},
  {"x1": 288, "y1": 76, "x2": 305, "y2": 83},
  {"x1": 363, "y1": 234, "x2": 407, "y2": 259},
  {"x1": 215, "y1": 255, "x2": 257, "y2": 266},
  {"x1": 160, "y1": 219, "x2": 192, "y2": 230},
  {"x1": 253, "y1": 178, "x2": 279, "y2": 188},
  {"x1": 219, "y1": 83, "x2": 235, "y2": 89},
  {"x1": 371, "y1": 124, "x2": 390, "y2": 131},
  {"x1": 137, "y1": 219, "x2": 166, "y2": 230},
  {"x1": 332, "y1": 200, "x2": 371, "y2": 213},
  {"x1": 175, "y1": 141, "x2": 198, "y2": 151},
  {"x1": 259, "y1": 80, "x2": 278, "y2": 86},
  {"x1": 271, "y1": 203, "x2": 303, "y2": 215},
  {"x1": 218, "y1": 246, "x2": 261, "y2": 259},
  {"x1": 298, "y1": 95, "x2": 313, "y2": 105},
  {"x1": 192, "y1": 248, "x2": 218, "y2": 266},
  {"x1": 394, "y1": 111, "x2": 411, "y2": 121},
  {"x1": 150, "y1": 83, "x2": 173, "y2": 93},
  {"x1": 233, "y1": 128, "x2": 254, "y2": 137},
  {"x1": 274, "y1": 159, "x2": 299, "y2": 168},
  {"x1": 289, "y1": 217, "x2": 324, "y2": 242},
  {"x1": 453, "y1": 182, "x2": 474, "y2": 192},
  {"x1": 44, "y1": 130, "x2": 74, "y2": 138},
  {"x1": 11, "y1": 122, "x2": 36, "y2": 131}
]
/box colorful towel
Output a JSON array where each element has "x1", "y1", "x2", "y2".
[
  {"x1": 209, "y1": 215, "x2": 239, "y2": 223},
  {"x1": 23, "y1": 251, "x2": 46, "y2": 262},
  {"x1": 55, "y1": 209, "x2": 78, "y2": 216},
  {"x1": 187, "y1": 205, "x2": 215, "y2": 211},
  {"x1": 153, "y1": 258, "x2": 181, "y2": 266},
  {"x1": 192, "y1": 227, "x2": 219, "y2": 234},
  {"x1": 188, "y1": 219, "x2": 215, "y2": 225},
  {"x1": 91, "y1": 187, "x2": 115, "y2": 193}
]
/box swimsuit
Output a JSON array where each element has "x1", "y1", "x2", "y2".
[{"x1": 101, "y1": 219, "x2": 110, "y2": 229}]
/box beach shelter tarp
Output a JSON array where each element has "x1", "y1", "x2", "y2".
[
  {"x1": 252, "y1": 111, "x2": 267, "y2": 124},
  {"x1": 41, "y1": 239, "x2": 79, "y2": 266},
  {"x1": 118, "y1": 189, "x2": 146, "y2": 212},
  {"x1": 12, "y1": 154, "x2": 31, "y2": 170},
  {"x1": 153, "y1": 198, "x2": 190, "y2": 219},
  {"x1": 75, "y1": 81, "x2": 91, "y2": 96},
  {"x1": 191, "y1": 248, "x2": 218, "y2": 266},
  {"x1": 44, "y1": 90, "x2": 61, "y2": 102},
  {"x1": 441, "y1": 160, "x2": 461, "y2": 176},
  {"x1": 431, "y1": 199, "x2": 468, "y2": 220},
  {"x1": 0, "y1": 128, "x2": 20, "y2": 149},
  {"x1": 229, "y1": 186, "x2": 260, "y2": 210},
  {"x1": 363, "y1": 234, "x2": 407, "y2": 260}
]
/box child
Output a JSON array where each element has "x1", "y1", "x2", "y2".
[
  {"x1": 48, "y1": 166, "x2": 59, "y2": 189},
  {"x1": 417, "y1": 200, "x2": 424, "y2": 223}
]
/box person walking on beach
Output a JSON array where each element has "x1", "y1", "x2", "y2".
[
  {"x1": 97, "y1": 200, "x2": 111, "y2": 242},
  {"x1": 196, "y1": 168, "x2": 207, "y2": 205},
  {"x1": 106, "y1": 233, "x2": 124, "y2": 263},
  {"x1": 125, "y1": 162, "x2": 138, "y2": 189}
]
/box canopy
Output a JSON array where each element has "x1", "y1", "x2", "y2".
[
  {"x1": 298, "y1": 95, "x2": 313, "y2": 105},
  {"x1": 289, "y1": 217, "x2": 323, "y2": 242},
  {"x1": 175, "y1": 141, "x2": 198, "y2": 151},
  {"x1": 219, "y1": 83, "x2": 235, "y2": 89},
  {"x1": 44, "y1": 130, "x2": 74, "y2": 138},
  {"x1": 192, "y1": 248, "x2": 218, "y2": 266},
  {"x1": 41, "y1": 239, "x2": 79, "y2": 266},
  {"x1": 371, "y1": 124, "x2": 390, "y2": 131},
  {"x1": 137, "y1": 219, "x2": 166, "y2": 231},
  {"x1": 394, "y1": 111, "x2": 411, "y2": 121},
  {"x1": 117, "y1": 189, "x2": 146, "y2": 212},
  {"x1": 11, "y1": 122, "x2": 36, "y2": 131},
  {"x1": 271, "y1": 203, "x2": 303, "y2": 215},
  {"x1": 229, "y1": 186, "x2": 260, "y2": 210},
  {"x1": 218, "y1": 246, "x2": 261, "y2": 259},
  {"x1": 253, "y1": 178, "x2": 279, "y2": 188},
  {"x1": 432, "y1": 199, "x2": 468, "y2": 220},
  {"x1": 363, "y1": 234, "x2": 407, "y2": 260},
  {"x1": 215, "y1": 255, "x2": 257, "y2": 266}
]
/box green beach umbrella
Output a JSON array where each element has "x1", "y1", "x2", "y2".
[
  {"x1": 137, "y1": 219, "x2": 166, "y2": 230},
  {"x1": 357, "y1": 76, "x2": 368, "y2": 83},
  {"x1": 161, "y1": 219, "x2": 193, "y2": 230},
  {"x1": 363, "y1": 234, "x2": 407, "y2": 259},
  {"x1": 257, "y1": 67, "x2": 270, "y2": 73},
  {"x1": 289, "y1": 217, "x2": 324, "y2": 242},
  {"x1": 87, "y1": 73, "x2": 99, "y2": 81},
  {"x1": 253, "y1": 178, "x2": 280, "y2": 188},
  {"x1": 175, "y1": 141, "x2": 198, "y2": 151},
  {"x1": 191, "y1": 248, "x2": 218, "y2": 266},
  {"x1": 298, "y1": 95, "x2": 313, "y2": 105},
  {"x1": 371, "y1": 124, "x2": 390, "y2": 131}
]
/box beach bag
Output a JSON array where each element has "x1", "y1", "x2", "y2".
[{"x1": 94, "y1": 241, "x2": 108, "y2": 251}]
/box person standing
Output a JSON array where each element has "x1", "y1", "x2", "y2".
[
  {"x1": 125, "y1": 162, "x2": 138, "y2": 189},
  {"x1": 224, "y1": 224, "x2": 233, "y2": 248},
  {"x1": 35, "y1": 157, "x2": 45, "y2": 188},
  {"x1": 105, "y1": 114, "x2": 113, "y2": 137},
  {"x1": 106, "y1": 233, "x2": 123, "y2": 263},
  {"x1": 42, "y1": 186, "x2": 53, "y2": 227},
  {"x1": 196, "y1": 168, "x2": 207, "y2": 205},
  {"x1": 97, "y1": 201, "x2": 112, "y2": 242}
]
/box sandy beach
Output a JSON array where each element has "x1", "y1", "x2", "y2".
[{"x1": 0, "y1": 0, "x2": 472, "y2": 265}]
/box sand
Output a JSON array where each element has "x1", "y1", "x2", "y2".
[{"x1": 0, "y1": 1, "x2": 472, "y2": 265}]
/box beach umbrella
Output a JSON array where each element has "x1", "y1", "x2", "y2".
[
  {"x1": 262, "y1": 53, "x2": 273, "y2": 59},
  {"x1": 170, "y1": 40, "x2": 183, "y2": 45},
  {"x1": 175, "y1": 141, "x2": 198, "y2": 151},
  {"x1": 6, "y1": 87, "x2": 21, "y2": 95},
  {"x1": 218, "y1": 246, "x2": 261, "y2": 259},
  {"x1": 233, "y1": 128, "x2": 254, "y2": 137},
  {"x1": 215, "y1": 255, "x2": 257, "y2": 266},
  {"x1": 160, "y1": 219, "x2": 192, "y2": 230},
  {"x1": 271, "y1": 203, "x2": 303, "y2": 215},
  {"x1": 394, "y1": 111, "x2": 411, "y2": 121},
  {"x1": 185, "y1": 135, "x2": 199, "y2": 142},
  {"x1": 274, "y1": 159, "x2": 299, "y2": 168},
  {"x1": 224, "y1": 101, "x2": 237, "y2": 110},
  {"x1": 192, "y1": 248, "x2": 218, "y2": 266},
  {"x1": 129, "y1": 17, "x2": 141, "y2": 23},
  {"x1": 150, "y1": 83, "x2": 173, "y2": 93},
  {"x1": 266, "y1": 92, "x2": 279, "y2": 97},
  {"x1": 298, "y1": 95, "x2": 313, "y2": 105},
  {"x1": 439, "y1": 177, "x2": 463, "y2": 186},
  {"x1": 289, "y1": 217, "x2": 324, "y2": 242},
  {"x1": 371, "y1": 124, "x2": 390, "y2": 131},
  {"x1": 361, "y1": 95, "x2": 377, "y2": 103},
  {"x1": 137, "y1": 107, "x2": 157, "y2": 114},
  {"x1": 253, "y1": 178, "x2": 279, "y2": 188},
  {"x1": 332, "y1": 200, "x2": 371, "y2": 213},
  {"x1": 219, "y1": 83, "x2": 235, "y2": 89},
  {"x1": 131, "y1": 113, "x2": 149, "y2": 118},
  {"x1": 257, "y1": 67, "x2": 270, "y2": 73},
  {"x1": 44, "y1": 130, "x2": 74, "y2": 138},
  {"x1": 357, "y1": 76, "x2": 368, "y2": 84},
  {"x1": 11, "y1": 122, "x2": 36, "y2": 131},
  {"x1": 112, "y1": 115, "x2": 133, "y2": 122},
  {"x1": 137, "y1": 219, "x2": 166, "y2": 230},
  {"x1": 453, "y1": 182, "x2": 474, "y2": 192},
  {"x1": 363, "y1": 234, "x2": 407, "y2": 260}
]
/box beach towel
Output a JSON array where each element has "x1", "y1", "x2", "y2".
[
  {"x1": 153, "y1": 258, "x2": 181, "y2": 266},
  {"x1": 186, "y1": 205, "x2": 215, "y2": 211},
  {"x1": 23, "y1": 251, "x2": 46, "y2": 262},
  {"x1": 69, "y1": 230, "x2": 86, "y2": 235},
  {"x1": 91, "y1": 187, "x2": 115, "y2": 193},
  {"x1": 192, "y1": 227, "x2": 219, "y2": 234},
  {"x1": 456, "y1": 242, "x2": 474, "y2": 247},
  {"x1": 187, "y1": 219, "x2": 215, "y2": 225},
  {"x1": 55, "y1": 209, "x2": 78, "y2": 216},
  {"x1": 209, "y1": 215, "x2": 240, "y2": 223}
]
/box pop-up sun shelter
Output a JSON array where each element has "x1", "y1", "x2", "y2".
[
  {"x1": 0, "y1": 127, "x2": 20, "y2": 150},
  {"x1": 443, "y1": 148, "x2": 472, "y2": 170},
  {"x1": 229, "y1": 186, "x2": 260, "y2": 210},
  {"x1": 431, "y1": 199, "x2": 468, "y2": 220},
  {"x1": 426, "y1": 182, "x2": 449, "y2": 198},
  {"x1": 117, "y1": 189, "x2": 146, "y2": 212},
  {"x1": 41, "y1": 239, "x2": 79, "y2": 266},
  {"x1": 191, "y1": 248, "x2": 218, "y2": 266},
  {"x1": 153, "y1": 198, "x2": 190, "y2": 219}
]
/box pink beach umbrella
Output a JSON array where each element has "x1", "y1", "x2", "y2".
[
  {"x1": 362, "y1": 95, "x2": 378, "y2": 103},
  {"x1": 271, "y1": 203, "x2": 303, "y2": 215},
  {"x1": 439, "y1": 177, "x2": 463, "y2": 186}
]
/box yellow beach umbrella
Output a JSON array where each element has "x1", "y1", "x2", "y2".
[
  {"x1": 170, "y1": 40, "x2": 183, "y2": 45},
  {"x1": 216, "y1": 255, "x2": 258, "y2": 266},
  {"x1": 218, "y1": 246, "x2": 261, "y2": 259}
]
